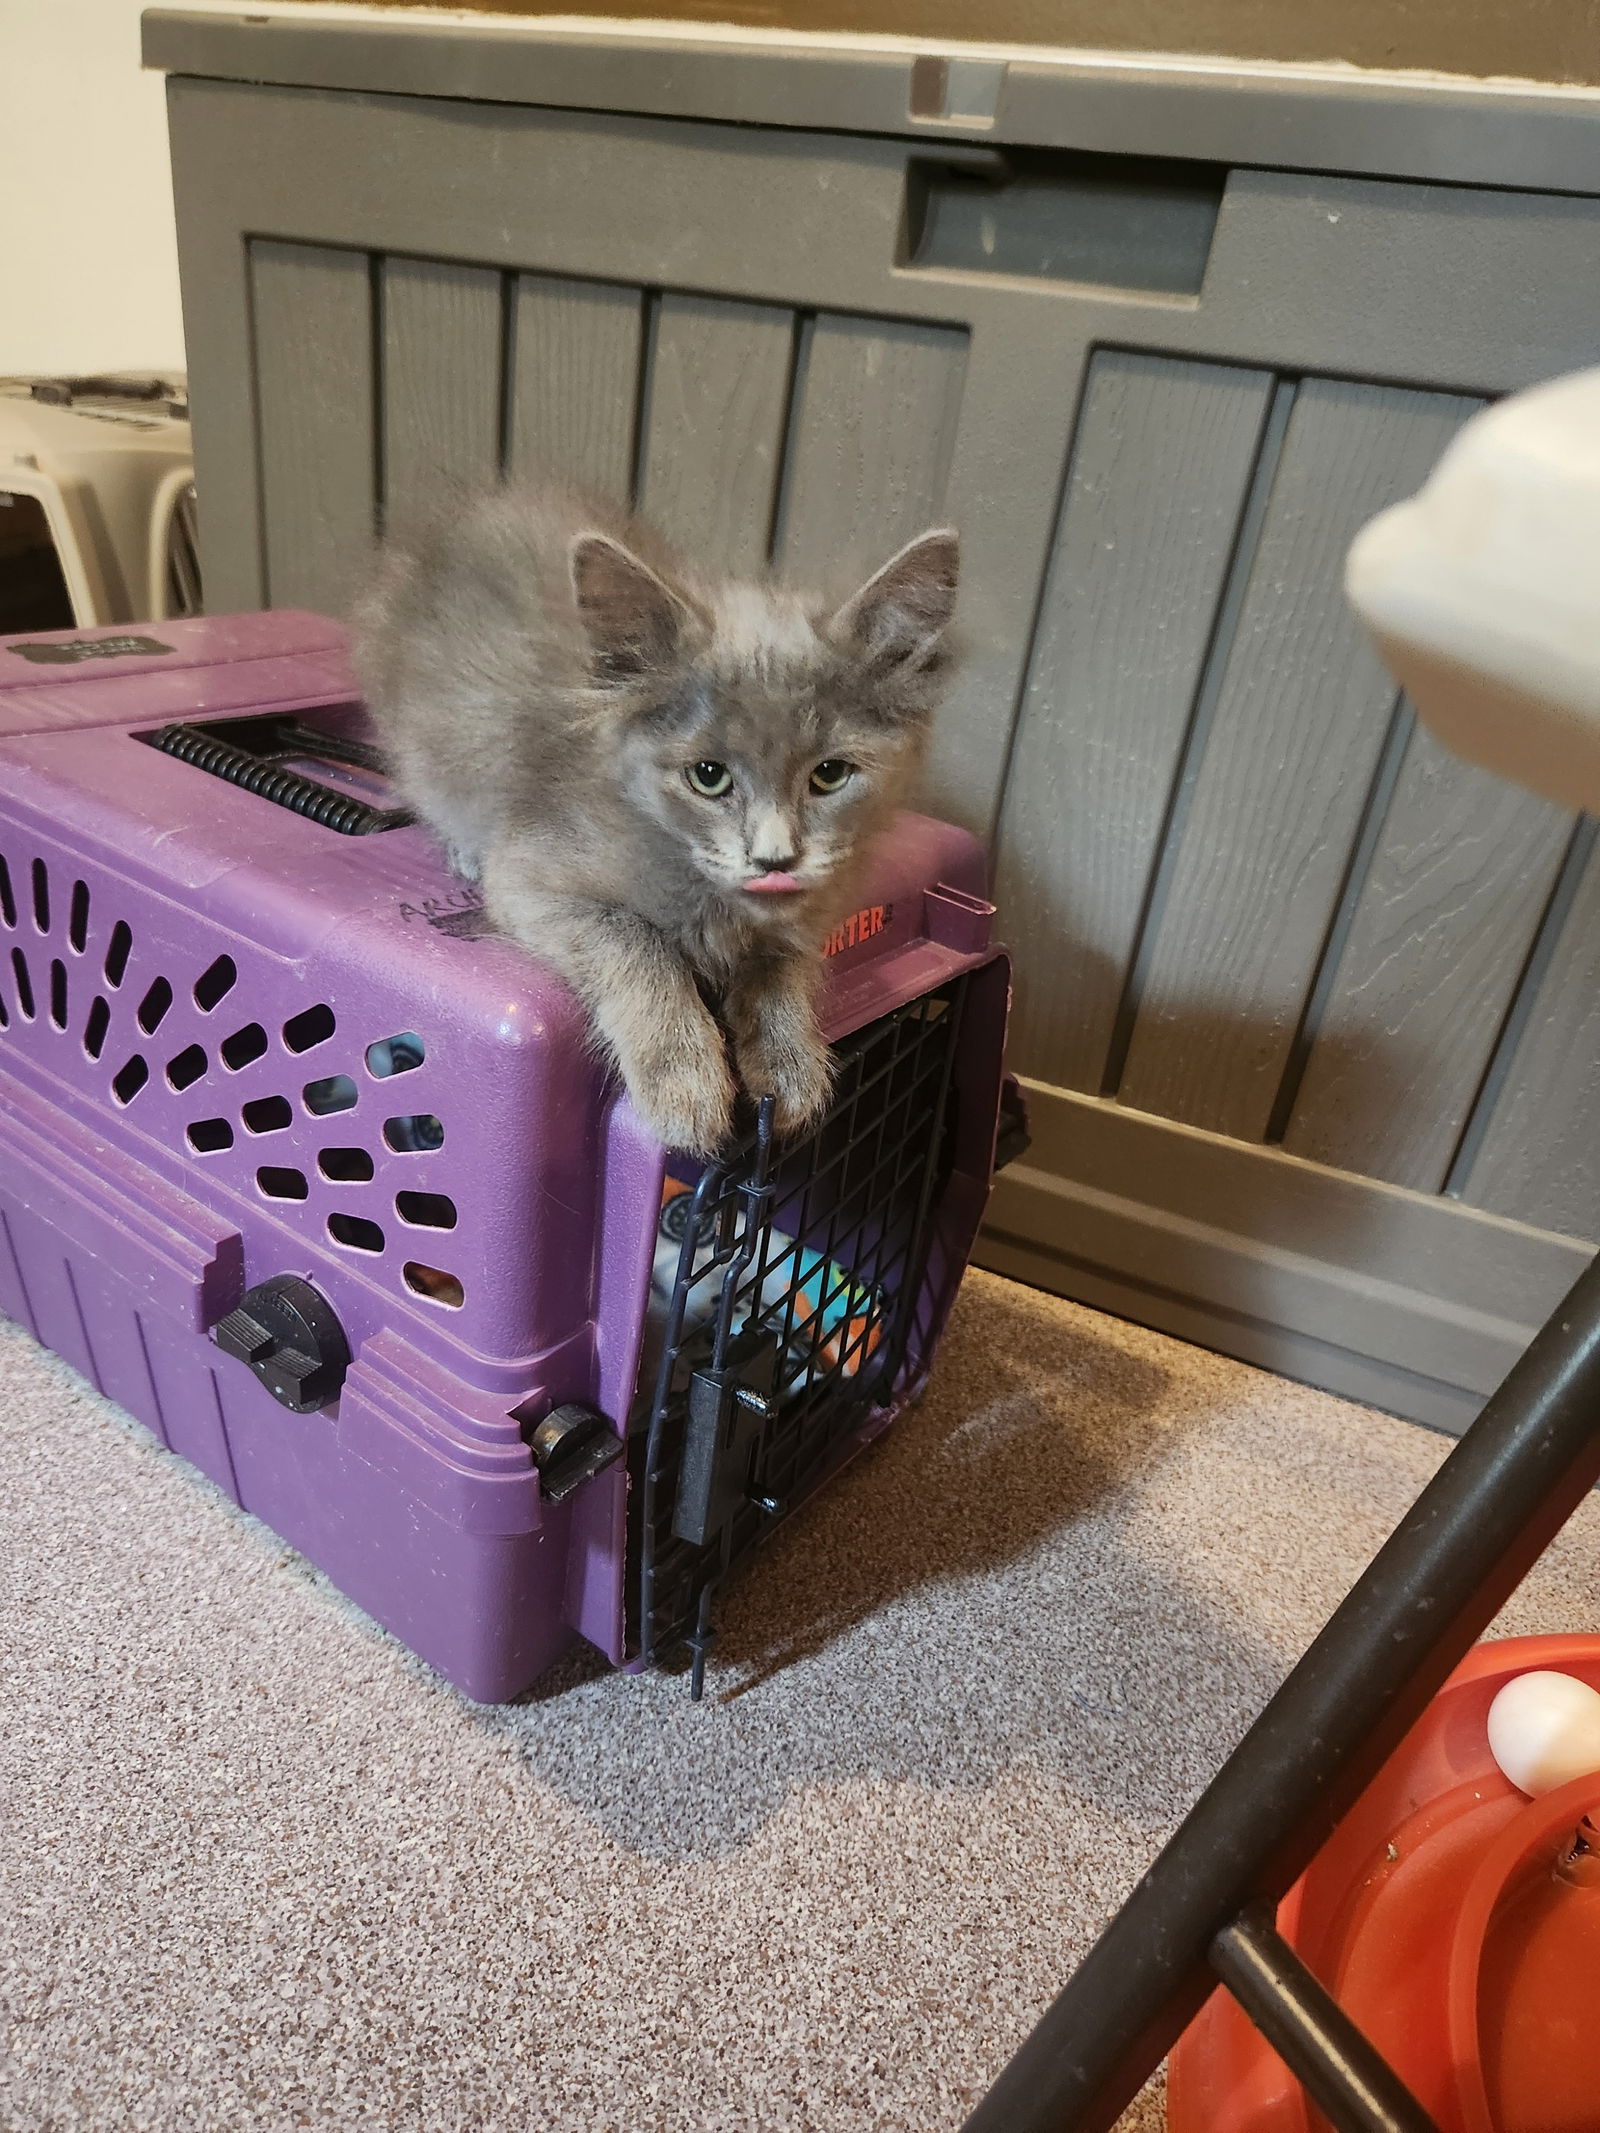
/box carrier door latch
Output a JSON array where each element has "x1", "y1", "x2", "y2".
[
  {"x1": 212, "y1": 1274, "x2": 350, "y2": 1413},
  {"x1": 524, "y1": 1402, "x2": 624, "y2": 1504},
  {"x1": 673, "y1": 1327, "x2": 782, "y2": 1549}
]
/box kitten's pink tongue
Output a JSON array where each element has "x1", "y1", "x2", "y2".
[{"x1": 742, "y1": 871, "x2": 804, "y2": 894}]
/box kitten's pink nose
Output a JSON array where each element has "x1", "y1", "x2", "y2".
[{"x1": 743, "y1": 870, "x2": 804, "y2": 894}]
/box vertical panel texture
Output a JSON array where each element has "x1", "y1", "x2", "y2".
[
  {"x1": 251, "y1": 239, "x2": 376, "y2": 616},
  {"x1": 1116, "y1": 377, "x2": 1481, "y2": 1140},
  {"x1": 993, "y1": 349, "x2": 1274, "y2": 1094},
  {"x1": 640, "y1": 294, "x2": 794, "y2": 576},
  {"x1": 508, "y1": 274, "x2": 644, "y2": 503},
  {"x1": 381, "y1": 256, "x2": 504, "y2": 535},
  {"x1": 1463, "y1": 836, "x2": 1600, "y2": 1243},
  {"x1": 776, "y1": 312, "x2": 967, "y2": 589},
  {"x1": 1284, "y1": 725, "x2": 1571, "y2": 1190}
]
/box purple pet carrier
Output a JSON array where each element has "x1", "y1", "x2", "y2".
[{"x1": 0, "y1": 611, "x2": 1016, "y2": 1701}]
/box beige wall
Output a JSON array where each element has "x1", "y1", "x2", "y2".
[
  {"x1": 1, "y1": 0, "x2": 184, "y2": 373},
  {"x1": 0, "y1": 0, "x2": 291, "y2": 375},
  {"x1": 305, "y1": 0, "x2": 1600, "y2": 86}
]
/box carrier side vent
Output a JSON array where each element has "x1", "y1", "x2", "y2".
[{"x1": 0, "y1": 845, "x2": 467, "y2": 1319}]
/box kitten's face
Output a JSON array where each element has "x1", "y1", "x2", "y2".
[
  {"x1": 621, "y1": 648, "x2": 915, "y2": 910},
  {"x1": 573, "y1": 532, "x2": 958, "y2": 916}
]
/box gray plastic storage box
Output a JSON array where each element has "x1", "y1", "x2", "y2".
[{"x1": 144, "y1": 9, "x2": 1600, "y2": 1428}]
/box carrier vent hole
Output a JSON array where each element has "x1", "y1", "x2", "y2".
[
  {"x1": 284, "y1": 1003, "x2": 336, "y2": 1054},
  {"x1": 68, "y1": 881, "x2": 89, "y2": 953},
  {"x1": 166, "y1": 1044, "x2": 207, "y2": 1091},
  {"x1": 383, "y1": 1113, "x2": 444, "y2": 1152},
  {"x1": 187, "y1": 1117, "x2": 233, "y2": 1153},
  {"x1": 49, "y1": 958, "x2": 67, "y2": 1029},
  {"x1": 137, "y1": 975, "x2": 173, "y2": 1034},
  {"x1": 404, "y1": 1262, "x2": 464, "y2": 1307},
  {"x1": 329, "y1": 1212, "x2": 384, "y2": 1253},
  {"x1": 220, "y1": 1022, "x2": 268, "y2": 1071},
  {"x1": 0, "y1": 990, "x2": 8, "y2": 1030},
  {"x1": 11, "y1": 948, "x2": 35, "y2": 1020},
  {"x1": 31, "y1": 858, "x2": 48, "y2": 933},
  {"x1": 194, "y1": 955, "x2": 237, "y2": 1011},
  {"x1": 0, "y1": 856, "x2": 14, "y2": 928},
  {"x1": 305, "y1": 1073, "x2": 358, "y2": 1116},
  {"x1": 366, "y1": 1032, "x2": 423, "y2": 1078},
  {"x1": 104, "y1": 921, "x2": 132, "y2": 987},
  {"x1": 243, "y1": 1094, "x2": 293, "y2": 1134},
  {"x1": 112, "y1": 1054, "x2": 149, "y2": 1104},
  {"x1": 258, "y1": 1166, "x2": 309, "y2": 1201},
  {"x1": 319, "y1": 1147, "x2": 373, "y2": 1182},
  {"x1": 397, "y1": 1190, "x2": 457, "y2": 1230},
  {"x1": 83, "y1": 995, "x2": 110, "y2": 1058}
]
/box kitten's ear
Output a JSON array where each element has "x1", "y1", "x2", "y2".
[
  {"x1": 569, "y1": 533, "x2": 702, "y2": 684},
  {"x1": 827, "y1": 529, "x2": 959, "y2": 670}
]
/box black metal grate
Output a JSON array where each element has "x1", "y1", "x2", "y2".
[{"x1": 632, "y1": 976, "x2": 968, "y2": 1693}]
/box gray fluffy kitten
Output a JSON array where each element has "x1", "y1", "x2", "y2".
[{"x1": 351, "y1": 488, "x2": 959, "y2": 1155}]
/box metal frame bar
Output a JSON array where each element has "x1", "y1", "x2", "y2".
[
  {"x1": 962, "y1": 1249, "x2": 1600, "y2": 2132},
  {"x1": 1209, "y1": 1907, "x2": 1436, "y2": 2133}
]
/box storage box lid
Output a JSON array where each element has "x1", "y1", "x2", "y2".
[{"x1": 139, "y1": 6, "x2": 1600, "y2": 195}]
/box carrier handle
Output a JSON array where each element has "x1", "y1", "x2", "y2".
[{"x1": 142, "y1": 715, "x2": 414, "y2": 836}]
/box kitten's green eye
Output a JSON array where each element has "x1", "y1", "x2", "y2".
[
  {"x1": 685, "y1": 760, "x2": 733, "y2": 798},
  {"x1": 810, "y1": 758, "x2": 856, "y2": 796}
]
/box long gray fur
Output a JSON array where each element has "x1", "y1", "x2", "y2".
[{"x1": 351, "y1": 487, "x2": 959, "y2": 1153}]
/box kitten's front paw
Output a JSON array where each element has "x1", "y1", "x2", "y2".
[
  {"x1": 737, "y1": 1029, "x2": 834, "y2": 1140},
  {"x1": 628, "y1": 1035, "x2": 737, "y2": 1156}
]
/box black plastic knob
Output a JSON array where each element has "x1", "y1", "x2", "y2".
[
  {"x1": 212, "y1": 1275, "x2": 351, "y2": 1413},
  {"x1": 523, "y1": 1402, "x2": 623, "y2": 1504}
]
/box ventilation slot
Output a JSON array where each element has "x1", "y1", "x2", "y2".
[
  {"x1": 0, "y1": 856, "x2": 14, "y2": 928},
  {"x1": 220, "y1": 1022, "x2": 268, "y2": 1070},
  {"x1": 258, "y1": 1167, "x2": 309, "y2": 1201},
  {"x1": 366, "y1": 1032, "x2": 424, "y2": 1077},
  {"x1": 166, "y1": 1044, "x2": 207, "y2": 1091},
  {"x1": 329, "y1": 1212, "x2": 384, "y2": 1253},
  {"x1": 383, "y1": 1113, "x2": 444, "y2": 1152},
  {"x1": 0, "y1": 990, "x2": 8, "y2": 1031},
  {"x1": 319, "y1": 1147, "x2": 374, "y2": 1182},
  {"x1": 243, "y1": 1095, "x2": 293, "y2": 1134},
  {"x1": 137, "y1": 976, "x2": 173, "y2": 1034},
  {"x1": 283, "y1": 1003, "x2": 336, "y2": 1053},
  {"x1": 194, "y1": 954, "x2": 237, "y2": 1011},
  {"x1": 404, "y1": 1262, "x2": 464, "y2": 1308},
  {"x1": 68, "y1": 881, "x2": 89, "y2": 953},
  {"x1": 104, "y1": 921, "x2": 132, "y2": 987},
  {"x1": 31, "y1": 858, "x2": 49, "y2": 933},
  {"x1": 112, "y1": 1055, "x2": 149, "y2": 1104},
  {"x1": 11, "y1": 948, "x2": 34, "y2": 1020},
  {"x1": 396, "y1": 1190, "x2": 457, "y2": 1229},
  {"x1": 49, "y1": 958, "x2": 67, "y2": 1030},
  {"x1": 83, "y1": 995, "x2": 110, "y2": 1059},
  {"x1": 187, "y1": 1118, "x2": 234, "y2": 1153},
  {"x1": 305, "y1": 1074, "x2": 358, "y2": 1115}
]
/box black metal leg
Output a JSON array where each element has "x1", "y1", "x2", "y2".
[
  {"x1": 961, "y1": 1250, "x2": 1600, "y2": 2133},
  {"x1": 1209, "y1": 1907, "x2": 1438, "y2": 2133}
]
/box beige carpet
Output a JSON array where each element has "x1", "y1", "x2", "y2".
[{"x1": 4, "y1": 1269, "x2": 1600, "y2": 2132}]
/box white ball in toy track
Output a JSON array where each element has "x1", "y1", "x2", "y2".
[{"x1": 1487, "y1": 1670, "x2": 1600, "y2": 1798}]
